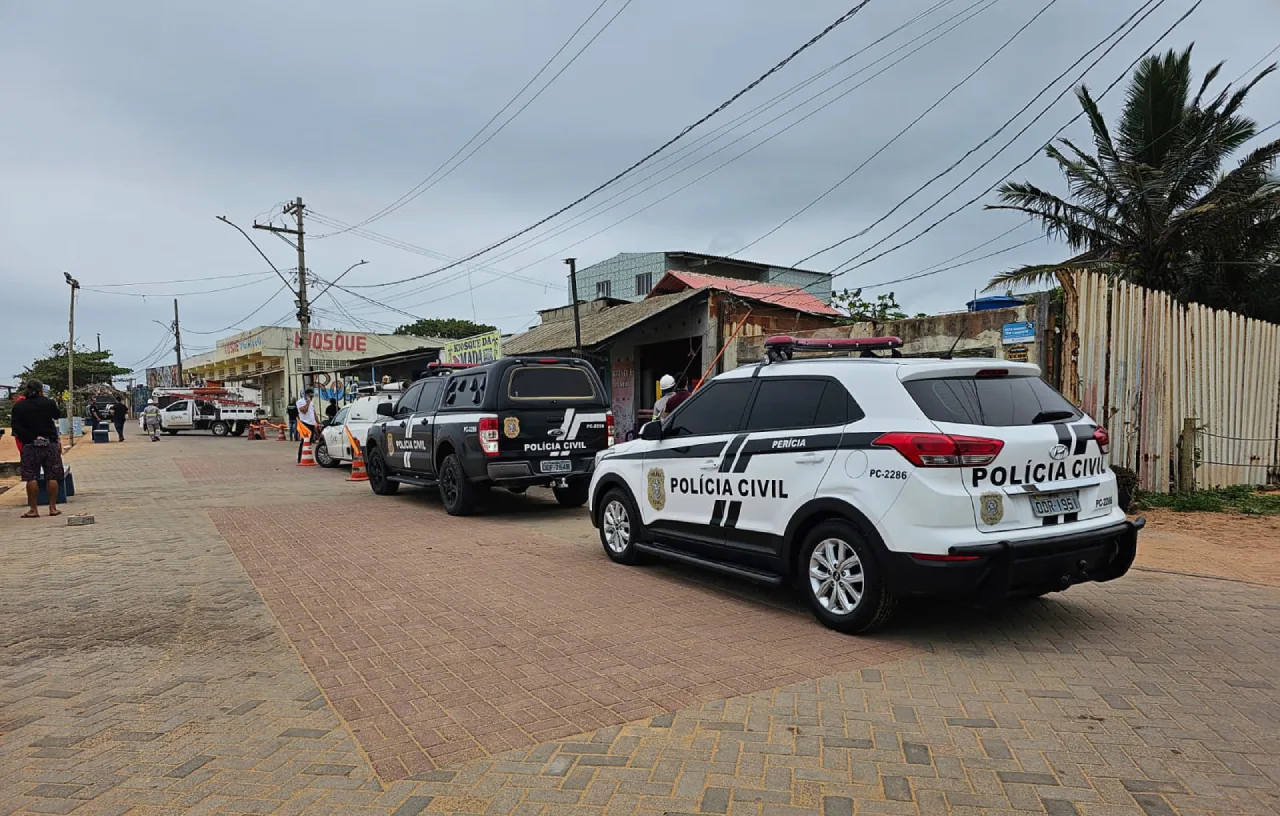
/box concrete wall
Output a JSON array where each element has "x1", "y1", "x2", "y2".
[{"x1": 734, "y1": 300, "x2": 1051, "y2": 369}]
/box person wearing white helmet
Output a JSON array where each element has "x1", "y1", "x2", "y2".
[
  {"x1": 142, "y1": 398, "x2": 162, "y2": 441},
  {"x1": 652, "y1": 374, "x2": 690, "y2": 421}
]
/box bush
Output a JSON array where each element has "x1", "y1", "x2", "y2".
[{"x1": 1111, "y1": 465, "x2": 1138, "y2": 513}]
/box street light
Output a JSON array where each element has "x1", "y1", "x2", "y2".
[
  {"x1": 215, "y1": 216, "x2": 294, "y2": 288},
  {"x1": 312, "y1": 259, "x2": 369, "y2": 303},
  {"x1": 64, "y1": 272, "x2": 80, "y2": 446}
]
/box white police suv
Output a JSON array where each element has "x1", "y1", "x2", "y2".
[{"x1": 588, "y1": 335, "x2": 1142, "y2": 634}]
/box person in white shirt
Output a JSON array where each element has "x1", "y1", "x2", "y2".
[{"x1": 295, "y1": 389, "x2": 318, "y2": 462}]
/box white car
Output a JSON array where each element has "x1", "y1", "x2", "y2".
[
  {"x1": 588, "y1": 335, "x2": 1142, "y2": 634},
  {"x1": 314, "y1": 393, "x2": 397, "y2": 467}
]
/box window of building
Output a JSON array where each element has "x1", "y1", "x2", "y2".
[
  {"x1": 255, "y1": 362, "x2": 264, "y2": 372},
  {"x1": 596, "y1": 280, "x2": 612, "y2": 298},
  {"x1": 634, "y1": 272, "x2": 652, "y2": 296}
]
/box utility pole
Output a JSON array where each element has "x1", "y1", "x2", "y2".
[
  {"x1": 173, "y1": 299, "x2": 184, "y2": 384},
  {"x1": 564, "y1": 258, "x2": 582, "y2": 356},
  {"x1": 96, "y1": 333, "x2": 101, "y2": 352},
  {"x1": 64, "y1": 272, "x2": 80, "y2": 447},
  {"x1": 254, "y1": 197, "x2": 310, "y2": 386}
]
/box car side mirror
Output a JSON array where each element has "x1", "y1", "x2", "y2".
[
  {"x1": 376, "y1": 402, "x2": 395, "y2": 417},
  {"x1": 639, "y1": 420, "x2": 663, "y2": 441}
]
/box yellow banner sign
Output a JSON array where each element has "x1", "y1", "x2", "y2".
[{"x1": 441, "y1": 331, "x2": 502, "y2": 365}]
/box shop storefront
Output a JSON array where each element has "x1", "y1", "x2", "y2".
[{"x1": 182, "y1": 326, "x2": 427, "y2": 418}]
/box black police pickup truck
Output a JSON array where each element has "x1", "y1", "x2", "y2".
[{"x1": 364, "y1": 356, "x2": 614, "y2": 515}]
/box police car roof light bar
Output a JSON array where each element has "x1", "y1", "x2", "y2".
[{"x1": 763, "y1": 335, "x2": 904, "y2": 363}]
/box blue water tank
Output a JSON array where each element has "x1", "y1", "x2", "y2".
[{"x1": 966, "y1": 295, "x2": 1024, "y2": 312}]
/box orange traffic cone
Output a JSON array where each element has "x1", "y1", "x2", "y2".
[
  {"x1": 346, "y1": 429, "x2": 368, "y2": 482},
  {"x1": 298, "y1": 436, "x2": 317, "y2": 467},
  {"x1": 277, "y1": 423, "x2": 286, "y2": 441}
]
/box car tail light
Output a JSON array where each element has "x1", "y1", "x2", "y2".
[
  {"x1": 606, "y1": 412, "x2": 615, "y2": 447},
  {"x1": 478, "y1": 416, "x2": 500, "y2": 456},
  {"x1": 873, "y1": 432, "x2": 1004, "y2": 467},
  {"x1": 1093, "y1": 425, "x2": 1110, "y2": 454},
  {"x1": 975, "y1": 368, "x2": 1008, "y2": 378}
]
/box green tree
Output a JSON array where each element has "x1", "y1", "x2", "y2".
[
  {"x1": 985, "y1": 46, "x2": 1280, "y2": 321},
  {"x1": 393, "y1": 318, "x2": 497, "y2": 339},
  {"x1": 18, "y1": 344, "x2": 130, "y2": 395},
  {"x1": 830, "y1": 288, "x2": 909, "y2": 325}
]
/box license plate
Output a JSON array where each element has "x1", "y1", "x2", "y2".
[
  {"x1": 540, "y1": 459, "x2": 572, "y2": 474},
  {"x1": 1030, "y1": 491, "x2": 1081, "y2": 517}
]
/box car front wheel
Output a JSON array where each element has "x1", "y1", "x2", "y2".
[
  {"x1": 801, "y1": 520, "x2": 896, "y2": 634},
  {"x1": 366, "y1": 446, "x2": 400, "y2": 495},
  {"x1": 598, "y1": 488, "x2": 642, "y2": 565},
  {"x1": 314, "y1": 439, "x2": 338, "y2": 468}
]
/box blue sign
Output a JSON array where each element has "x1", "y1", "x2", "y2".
[{"x1": 1001, "y1": 321, "x2": 1035, "y2": 345}]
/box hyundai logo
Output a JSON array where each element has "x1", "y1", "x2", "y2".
[
  {"x1": 1049, "y1": 444, "x2": 1069, "y2": 461},
  {"x1": 547, "y1": 428, "x2": 565, "y2": 437}
]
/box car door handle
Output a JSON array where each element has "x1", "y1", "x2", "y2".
[
  {"x1": 795, "y1": 452, "x2": 825, "y2": 464},
  {"x1": 397, "y1": 421, "x2": 406, "y2": 428},
  {"x1": 419, "y1": 418, "x2": 431, "y2": 425},
  {"x1": 700, "y1": 459, "x2": 720, "y2": 470}
]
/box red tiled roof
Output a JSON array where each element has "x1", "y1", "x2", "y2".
[{"x1": 649, "y1": 270, "x2": 841, "y2": 316}]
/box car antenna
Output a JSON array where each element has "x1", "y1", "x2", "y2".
[{"x1": 939, "y1": 329, "x2": 966, "y2": 360}]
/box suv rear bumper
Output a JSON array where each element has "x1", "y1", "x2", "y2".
[
  {"x1": 882, "y1": 518, "x2": 1143, "y2": 601},
  {"x1": 485, "y1": 459, "x2": 595, "y2": 486}
]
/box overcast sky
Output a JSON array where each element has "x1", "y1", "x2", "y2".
[{"x1": 3, "y1": 0, "x2": 1277, "y2": 382}]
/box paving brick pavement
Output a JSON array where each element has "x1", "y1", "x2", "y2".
[{"x1": 0, "y1": 436, "x2": 1276, "y2": 815}]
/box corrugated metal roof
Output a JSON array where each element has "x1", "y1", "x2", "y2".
[
  {"x1": 650, "y1": 270, "x2": 841, "y2": 316},
  {"x1": 503, "y1": 289, "x2": 706, "y2": 355}
]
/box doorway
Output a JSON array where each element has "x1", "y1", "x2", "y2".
[{"x1": 634, "y1": 336, "x2": 702, "y2": 422}]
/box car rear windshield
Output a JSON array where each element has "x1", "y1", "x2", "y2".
[
  {"x1": 903, "y1": 375, "x2": 1081, "y2": 427},
  {"x1": 506, "y1": 365, "x2": 598, "y2": 401}
]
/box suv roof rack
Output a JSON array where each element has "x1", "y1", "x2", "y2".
[{"x1": 763, "y1": 335, "x2": 904, "y2": 363}]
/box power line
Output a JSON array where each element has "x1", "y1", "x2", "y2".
[
  {"x1": 1233, "y1": 41, "x2": 1280, "y2": 84},
  {"x1": 343, "y1": 0, "x2": 879, "y2": 289},
  {"x1": 796, "y1": 0, "x2": 1170, "y2": 268},
  {"x1": 183, "y1": 283, "x2": 293, "y2": 335},
  {"x1": 335, "y1": 0, "x2": 992, "y2": 306},
  {"x1": 451, "y1": 0, "x2": 994, "y2": 274},
  {"x1": 307, "y1": 211, "x2": 553, "y2": 288},
  {"x1": 312, "y1": 1, "x2": 968, "y2": 303},
  {"x1": 859, "y1": 235, "x2": 1045, "y2": 290},
  {"x1": 80, "y1": 274, "x2": 277, "y2": 298},
  {"x1": 326, "y1": 0, "x2": 637, "y2": 235},
  {"x1": 88, "y1": 270, "x2": 281, "y2": 288},
  {"x1": 830, "y1": 0, "x2": 1200, "y2": 276},
  {"x1": 728, "y1": 0, "x2": 1059, "y2": 258}
]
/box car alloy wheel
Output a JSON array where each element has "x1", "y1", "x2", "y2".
[
  {"x1": 314, "y1": 440, "x2": 334, "y2": 467},
  {"x1": 808, "y1": 537, "x2": 864, "y2": 616},
  {"x1": 601, "y1": 499, "x2": 630, "y2": 553},
  {"x1": 440, "y1": 465, "x2": 459, "y2": 506}
]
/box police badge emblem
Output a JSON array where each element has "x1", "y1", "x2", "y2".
[
  {"x1": 979, "y1": 492, "x2": 1003, "y2": 525},
  {"x1": 646, "y1": 468, "x2": 666, "y2": 511},
  {"x1": 385, "y1": 436, "x2": 395, "y2": 454},
  {"x1": 503, "y1": 417, "x2": 520, "y2": 439}
]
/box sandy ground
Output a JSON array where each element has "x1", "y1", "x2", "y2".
[{"x1": 1136, "y1": 508, "x2": 1280, "y2": 587}]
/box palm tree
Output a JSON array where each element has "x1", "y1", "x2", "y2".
[{"x1": 985, "y1": 46, "x2": 1280, "y2": 320}]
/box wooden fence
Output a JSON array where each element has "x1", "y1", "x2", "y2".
[{"x1": 1062, "y1": 271, "x2": 1280, "y2": 492}]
